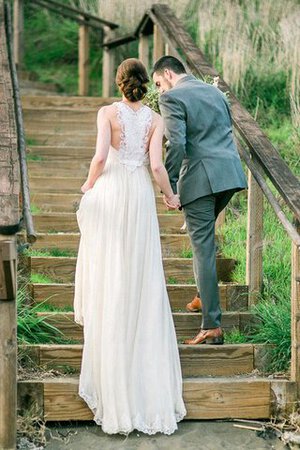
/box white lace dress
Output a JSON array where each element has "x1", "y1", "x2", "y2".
[{"x1": 74, "y1": 101, "x2": 186, "y2": 435}]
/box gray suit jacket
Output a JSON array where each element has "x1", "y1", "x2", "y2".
[{"x1": 159, "y1": 74, "x2": 248, "y2": 206}]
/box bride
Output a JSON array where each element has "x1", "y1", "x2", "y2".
[{"x1": 74, "y1": 58, "x2": 187, "y2": 435}]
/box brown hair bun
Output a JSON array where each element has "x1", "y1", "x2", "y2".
[{"x1": 116, "y1": 58, "x2": 149, "y2": 102}]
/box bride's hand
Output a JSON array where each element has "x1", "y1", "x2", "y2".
[
  {"x1": 163, "y1": 194, "x2": 181, "y2": 210},
  {"x1": 81, "y1": 181, "x2": 93, "y2": 194}
]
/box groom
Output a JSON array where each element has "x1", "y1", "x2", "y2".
[{"x1": 152, "y1": 56, "x2": 247, "y2": 345}]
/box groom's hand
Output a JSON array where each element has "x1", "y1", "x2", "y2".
[{"x1": 163, "y1": 194, "x2": 181, "y2": 210}]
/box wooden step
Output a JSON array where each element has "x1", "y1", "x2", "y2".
[
  {"x1": 28, "y1": 256, "x2": 236, "y2": 283},
  {"x1": 31, "y1": 282, "x2": 248, "y2": 311},
  {"x1": 21, "y1": 95, "x2": 118, "y2": 109},
  {"x1": 27, "y1": 160, "x2": 90, "y2": 177},
  {"x1": 24, "y1": 109, "x2": 97, "y2": 122},
  {"x1": 27, "y1": 146, "x2": 94, "y2": 161},
  {"x1": 26, "y1": 132, "x2": 96, "y2": 146},
  {"x1": 29, "y1": 176, "x2": 162, "y2": 195},
  {"x1": 33, "y1": 212, "x2": 185, "y2": 234},
  {"x1": 30, "y1": 193, "x2": 179, "y2": 213},
  {"x1": 25, "y1": 122, "x2": 97, "y2": 134},
  {"x1": 35, "y1": 311, "x2": 257, "y2": 341},
  {"x1": 18, "y1": 377, "x2": 292, "y2": 420},
  {"x1": 31, "y1": 233, "x2": 192, "y2": 257},
  {"x1": 21, "y1": 343, "x2": 263, "y2": 377}
]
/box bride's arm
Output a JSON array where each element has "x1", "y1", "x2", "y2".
[
  {"x1": 81, "y1": 107, "x2": 111, "y2": 193},
  {"x1": 149, "y1": 115, "x2": 180, "y2": 208}
]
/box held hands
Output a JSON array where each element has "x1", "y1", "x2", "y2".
[{"x1": 163, "y1": 193, "x2": 181, "y2": 210}]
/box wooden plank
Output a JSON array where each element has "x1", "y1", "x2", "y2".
[
  {"x1": 18, "y1": 377, "x2": 274, "y2": 420},
  {"x1": 138, "y1": 34, "x2": 149, "y2": 71},
  {"x1": 13, "y1": 0, "x2": 24, "y2": 68},
  {"x1": 32, "y1": 213, "x2": 185, "y2": 234},
  {"x1": 150, "y1": 4, "x2": 300, "y2": 220},
  {"x1": 29, "y1": 255, "x2": 235, "y2": 283},
  {"x1": 78, "y1": 22, "x2": 89, "y2": 96},
  {"x1": 246, "y1": 168, "x2": 263, "y2": 305},
  {"x1": 21, "y1": 95, "x2": 119, "y2": 109},
  {"x1": 291, "y1": 220, "x2": 300, "y2": 393},
  {"x1": 27, "y1": 146, "x2": 94, "y2": 161},
  {"x1": 25, "y1": 131, "x2": 96, "y2": 146},
  {"x1": 36, "y1": 311, "x2": 252, "y2": 342},
  {"x1": 31, "y1": 282, "x2": 248, "y2": 311},
  {"x1": 153, "y1": 23, "x2": 165, "y2": 63},
  {"x1": 29, "y1": 343, "x2": 254, "y2": 377}
]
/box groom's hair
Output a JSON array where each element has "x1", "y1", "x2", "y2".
[{"x1": 152, "y1": 56, "x2": 186, "y2": 76}]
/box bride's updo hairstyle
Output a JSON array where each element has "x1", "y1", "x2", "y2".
[{"x1": 116, "y1": 58, "x2": 149, "y2": 102}]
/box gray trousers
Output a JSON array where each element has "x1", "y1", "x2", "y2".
[{"x1": 183, "y1": 190, "x2": 236, "y2": 329}]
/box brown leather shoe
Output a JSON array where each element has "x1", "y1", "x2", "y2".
[
  {"x1": 184, "y1": 327, "x2": 224, "y2": 345},
  {"x1": 186, "y1": 295, "x2": 202, "y2": 312}
]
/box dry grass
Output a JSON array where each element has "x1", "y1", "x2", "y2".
[{"x1": 17, "y1": 404, "x2": 46, "y2": 447}]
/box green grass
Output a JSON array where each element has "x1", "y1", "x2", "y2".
[
  {"x1": 167, "y1": 277, "x2": 178, "y2": 285},
  {"x1": 30, "y1": 204, "x2": 41, "y2": 214},
  {"x1": 224, "y1": 328, "x2": 248, "y2": 344},
  {"x1": 26, "y1": 138, "x2": 38, "y2": 146},
  {"x1": 34, "y1": 303, "x2": 73, "y2": 313},
  {"x1": 26, "y1": 154, "x2": 44, "y2": 161},
  {"x1": 30, "y1": 273, "x2": 56, "y2": 284},
  {"x1": 180, "y1": 248, "x2": 193, "y2": 258},
  {"x1": 25, "y1": 247, "x2": 77, "y2": 258}
]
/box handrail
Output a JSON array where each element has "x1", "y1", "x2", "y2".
[
  {"x1": 5, "y1": 2, "x2": 36, "y2": 243},
  {"x1": 30, "y1": 0, "x2": 119, "y2": 30},
  {"x1": 29, "y1": 0, "x2": 119, "y2": 30},
  {"x1": 103, "y1": 4, "x2": 300, "y2": 246}
]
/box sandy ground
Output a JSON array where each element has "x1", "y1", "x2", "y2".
[{"x1": 43, "y1": 420, "x2": 287, "y2": 450}]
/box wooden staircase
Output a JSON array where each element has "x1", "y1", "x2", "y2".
[{"x1": 17, "y1": 95, "x2": 294, "y2": 422}]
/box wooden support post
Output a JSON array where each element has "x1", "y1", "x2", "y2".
[
  {"x1": 165, "y1": 42, "x2": 177, "y2": 57},
  {"x1": 78, "y1": 21, "x2": 89, "y2": 96},
  {"x1": 291, "y1": 219, "x2": 300, "y2": 394},
  {"x1": 0, "y1": 239, "x2": 17, "y2": 450},
  {"x1": 138, "y1": 34, "x2": 149, "y2": 72},
  {"x1": 153, "y1": 24, "x2": 164, "y2": 63},
  {"x1": 246, "y1": 166, "x2": 263, "y2": 305},
  {"x1": 13, "y1": 0, "x2": 24, "y2": 68},
  {"x1": 102, "y1": 26, "x2": 115, "y2": 97}
]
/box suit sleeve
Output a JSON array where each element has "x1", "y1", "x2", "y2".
[{"x1": 159, "y1": 94, "x2": 186, "y2": 195}]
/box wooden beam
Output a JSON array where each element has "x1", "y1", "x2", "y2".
[
  {"x1": 102, "y1": 26, "x2": 115, "y2": 97},
  {"x1": 153, "y1": 23, "x2": 164, "y2": 64},
  {"x1": 291, "y1": 219, "x2": 300, "y2": 394},
  {"x1": 246, "y1": 165, "x2": 263, "y2": 305},
  {"x1": 0, "y1": 239, "x2": 17, "y2": 450},
  {"x1": 78, "y1": 22, "x2": 89, "y2": 96},
  {"x1": 138, "y1": 34, "x2": 149, "y2": 72},
  {"x1": 13, "y1": 0, "x2": 24, "y2": 68}
]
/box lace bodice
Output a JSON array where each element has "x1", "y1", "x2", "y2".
[{"x1": 113, "y1": 101, "x2": 152, "y2": 172}]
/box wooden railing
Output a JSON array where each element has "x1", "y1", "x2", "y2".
[
  {"x1": 13, "y1": 0, "x2": 119, "y2": 95},
  {"x1": 0, "y1": 2, "x2": 18, "y2": 448},
  {"x1": 103, "y1": 4, "x2": 300, "y2": 394}
]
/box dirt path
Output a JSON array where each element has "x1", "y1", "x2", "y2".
[{"x1": 44, "y1": 420, "x2": 285, "y2": 450}]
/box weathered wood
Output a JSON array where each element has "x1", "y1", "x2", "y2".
[
  {"x1": 291, "y1": 220, "x2": 300, "y2": 393},
  {"x1": 29, "y1": 255, "x2": 235, "y2": 283},
  {"x1": 31, "y1": 282, "x2": 248, "y2": 311},
  {"x1": 78, "y1": 22, "x2": 89, "y2": 96},
  {"x1": 153, "y1": 24, "x2": 165, "y2": 63},
  {"x1": 0, "y1": 238, "x2": 17, "y2": 450},
  {"x1": 32, "y1": 212, "x2": 185, "y2": 234},
  {"x1": 138, "y1": 34, "x2": 149, "y2": 71},
  {"x1": 21, "y1": 95, "x2": 119, "y2": 109},
  {"x1": 36, "y1": 311, "x2": 256, "y2": 342},
  {"x1": 102, "y1": 26, "x2": 115, "y2": 97},
  {"x1": 18, "y1": 377, "x2": 275, "y2": 420},
  {"x1": 13, "y1": 0, "x2": 24, "y2": 68},
  {"x1": 246, "y1": 167, "x2": 263, "y2": 305},
  {"x1": 25, "y1": 343, "x2": 255, "y2": 377},
  {"x1": 150, "y1": 4, "x2": 300, "y2": 221}
]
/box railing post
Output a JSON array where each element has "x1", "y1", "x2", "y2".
[
  {"x1": 13, "y1": 0, "x2": 24, "y2": 68},
  {"x1": 291, "y1": 219, "x2": 300, "y2": 394},
  {"x1": 138, "y1": 34, "x2": 149, "y2": 72},
  {"x1": 78, "y1": 19, "x2": 90, "y2": 96},
  {"x1": 0, "y1": 239, "x2": 17, "y2": 450},
  {"x1": 153, "y1": 24, "x2": 164, "y2": 63},
  {"x1": 102, "y1": 25, "x2": 115, "y2": 97},
  {"x1": 246, "y1": 165, "x2": 263, "y2": 305},
  {"x1": 165, "y1": 42, "x2": 177, "y2": 57}
]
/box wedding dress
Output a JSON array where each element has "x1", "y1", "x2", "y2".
[{"x1": 73, "y1": 101, "x2": 186, "y2": 435}]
